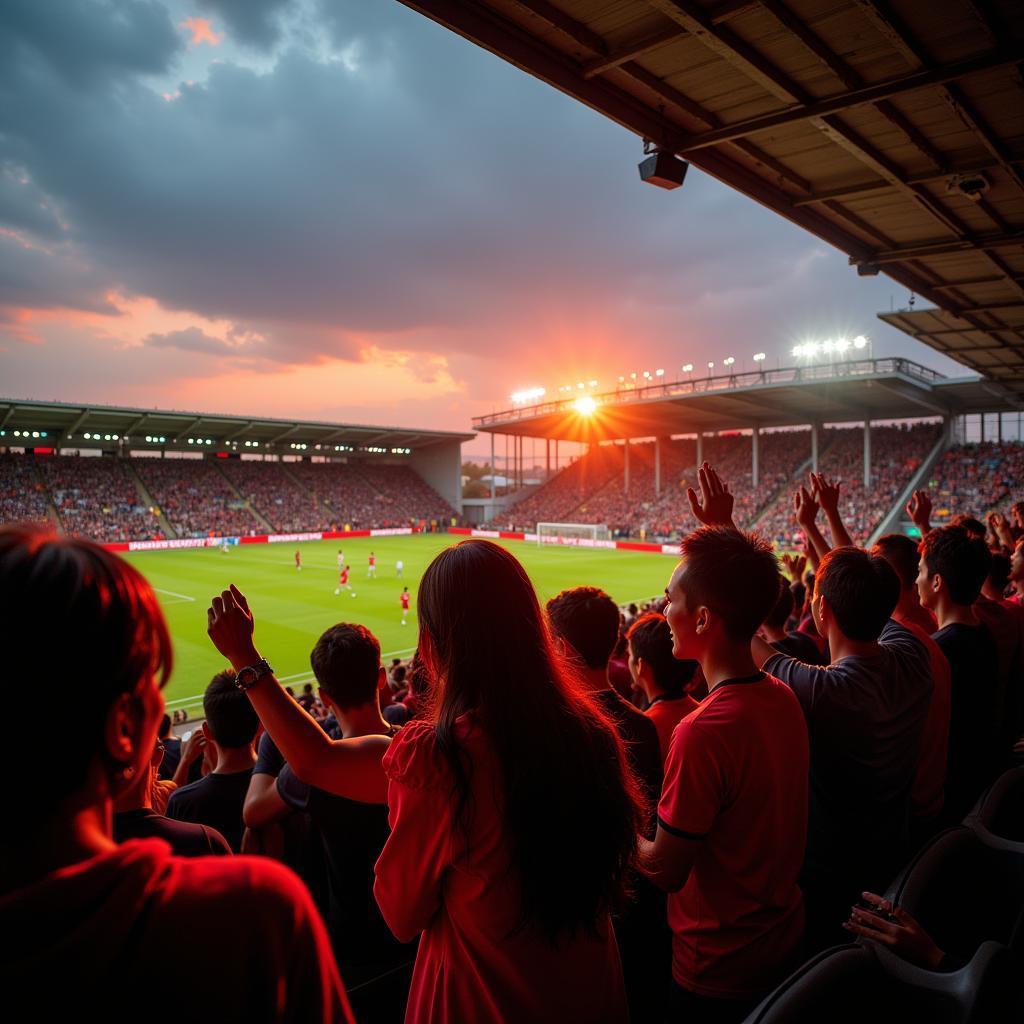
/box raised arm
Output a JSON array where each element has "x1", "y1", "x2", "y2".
[
  {"x1": 794, "y1": 485, "x2": 830, "y2": 563},
  {"x1": 687, "y1": 461, "x2": 737, "y2": 529},
  {"x1": 811, "y1": 472, "x2": 854, "y2": 550},
  {"x1": 906, "y1": 489, "x2": 932, "y2": 536},
  {"x1": 207, "y1": 585, "x2": 390, "y2": 803}
]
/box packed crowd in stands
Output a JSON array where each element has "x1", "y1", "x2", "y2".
[
  {"x1": 0, "y1": 454, "x2": 456, "y2": 542},
  {"x1": 755, "y1": 422, "x2": 941, "y2": 547},
  {"x1": 36, "y1": 454, "x2": 162, "y2": 543},
  {"x1": 926, "y1": 441, "x2": 1024, "y2": 523},
  {"x1": 221, "y1": 459, "x2": 331, "y2": 533},
  {"x1": 135, "y1": 457, "x2": 263, "y2": 539},
  {"x1": 5, "y1": 442, "x2": 1022, "y2": 1021},
  {"x1": 0, "y1": 453, "x2": 51, "y2": 527}
]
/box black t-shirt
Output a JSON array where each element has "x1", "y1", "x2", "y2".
[
  {"x1": 113, "y1": 808, "x2": 232, "y2": 857},
  {"x1": 257, "y1": 732, "x2": 411, "y2": 975},
  {"x1": 771, "y1": 630, "x2": 827, "y2": 665},
  {"x1": 932, "y1": 621, "x2": 1000, "y2": 821},
  {"x1": 165, "y1": 768, "x2": 253, "y2": 853},
  {"x1": 157, "y1": 737, "x2": 182, "y2": 781}
]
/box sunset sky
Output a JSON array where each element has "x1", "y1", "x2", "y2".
[{"x1": 1, "y1": 0, "x2": 969, "y2": 456}]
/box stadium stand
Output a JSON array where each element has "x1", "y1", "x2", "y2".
[
  {"x1": 0, "y1": 452, "x2": 52, "y2": 528},
  {"x1": 287, "y1": 461, "x2": 393, "y2": 529},
  {"x1": 358, "y1": 464, "x2": 456, "y2": 524},
  {"x1": 220, "y1": 459, "x2": 329, "y2": 533},
  {"x1": 36, "y1": 455, "x2": 162, "y2": 544},
  {"x1": 135, "y1": 457, "x2": 263, "y2": 539},
  {"x1": 926, "y1": 443, "x2": 1024, "y2": 525}
]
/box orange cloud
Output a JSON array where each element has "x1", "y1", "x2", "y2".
[{"x1": 179, "y1": 17, "x2": 222, "y2": 46}]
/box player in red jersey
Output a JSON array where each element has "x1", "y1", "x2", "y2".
[
  {"x1": 295, "y1": 548, "x2": 301, "y2": 571},
  {"x1": 334, "y1": 565, "x2": 356, "y2": 598},
  {"x1": 368, "y1": 551, "x2": 377, "y2": 578},
  {"x1": 400, "y1": 586, "x2": 410, "y2": 625}
]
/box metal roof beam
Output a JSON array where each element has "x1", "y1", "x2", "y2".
[
  {"x1": 667, "y1": 48, "x2": 1016, "y2": 152},
  {"x1": 865, "y1": 228, "x2": 1024, "y2": 263},
  {"x1": 222, "y1": 421, "x2": 255, "y2": 442},
  {"x1": 268, "y1": 424, "x2": 302, "y2": 444}
]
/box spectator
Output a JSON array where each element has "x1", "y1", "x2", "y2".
[
  {"x1": 753, "y1": 541, "x2": 932, "y2": 951},
  {"x1": 371, "y1": 539, "x2": 640, "y2": 1022},
  {"x1": 626, "y1": 612, "x2": 699, "y2": 764},
  {"x1": 759, "y1": 577, "x2": 826, "y2": 663},
  {"x1": 114, "y1": 738, "x2": 232, "y2": 857},
  {"x1": 155, "y1": 712, "x2": 181, "y2": 781},
  {"x1": 0, "y1": 524, "x2": 351, "y2": 1021},
  {"x1": 166, "y1": 670, "x2": 259, "y2": 852},
  {"x1": 917, "y1": 525, "x2": 1001, "y2": 821},
  {"x1": 642, "y1": 465, "x2": 808, "y2": 1023}
]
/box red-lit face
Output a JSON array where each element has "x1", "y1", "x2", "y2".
[{"x1": 664, "y1": 562, "x2": 698, "y2": 660}]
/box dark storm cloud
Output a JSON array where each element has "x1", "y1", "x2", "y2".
[
  {"x1": 195, "y1": 0, "x2": 295, "y2": 49},
  {"x1": 145, "y1": 325, "x2": 239, "y2": 354}
]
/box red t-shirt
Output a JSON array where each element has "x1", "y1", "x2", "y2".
[
  {"x1": 369, "y1": 555, "x2": 376, "y2": 566},
  {"x1": 339, "y1": 569, "x2": 349, "y2": 585},
  {"x1": 374, "y1": 718, "x2": 628, "y2": 1023},
  {"x1": 644, "y1": 694, "x2": 699, "y2": 765},
  {"x1": 893, "y1": 612, "x2": 951, "y2": 819},
  {"x1": 657, "y1": 672, "x2": 809, "y2": 999},
  {"x1": 400, "y1": 592, "x2": 410, "y2": 609}
]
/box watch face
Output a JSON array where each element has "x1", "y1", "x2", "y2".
[{"x1": 236, "y1": 667, "x2": 257, "y2": 688}]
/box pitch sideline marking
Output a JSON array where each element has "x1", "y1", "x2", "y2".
[{"x1": 153, "y1": 587, "x2": 197, "y2": 602}]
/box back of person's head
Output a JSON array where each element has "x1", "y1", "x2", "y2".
[
  {"x1": 815, "y1": 547, "x2": 899, "y2": 642},
  {"x1": 951, "y1": 514, "x2": 986, "y2": 541},
  {"x1": 987, "y1": 552, "x2": 1010, "y2": 594},
  {"x1": 391, "y1": 664, "x2": 407, "y2": 687},
  {"x1": 763, "y1": 578, "x2": 794, "y2": 631},
  {"x1": 871, "y1": 533, "x2": 920, "y2": 590},
  {"x1": 678, "y1": 526, "x2": 781, "y2": 641},
  {"x1": 626, "y1": 613, "x2": 697, "y2": 695},
  {"x1": 920, "y1": 525, "x2": 992, "y2": 606},
  {"x1": 790, "y1": 580, "x2": 807, "y2": 614},
  {"x1": 159, "y1": 713, "x2": 173, "y2": 739},
  {"x1": 418, "y1": 539, "x2": 642, "y2": 939},
  {"x1": 310, "y1": 622, "x2": 381, "y2": 709},
  {"x1": 545, "y1": 586, "x2": 620, "y2": 670},
  {"x1": 203, "y1": 670, "x2": 259, "y2": 749},
  {"x1": 0, "y1": 525, "x2": 172, "y2": 820},
  {"x1": 302, "y1": 682, "x2": 314, "y2": 695}
]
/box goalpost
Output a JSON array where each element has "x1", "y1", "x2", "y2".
[{"x1": 536, "y1": 522, "x2": 611, "y2": 547}]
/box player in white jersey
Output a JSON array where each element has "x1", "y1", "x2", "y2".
[
  {"x1": 337, "y1": 548, "x2": 344, "y2": 569},
  {"x1": 395, "y1": 558, "x2": 404, "y2": 578}
]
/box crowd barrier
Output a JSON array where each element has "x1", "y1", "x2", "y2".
[{"x1": 102, "y1": 526, "x2": 418, "y2": 553}]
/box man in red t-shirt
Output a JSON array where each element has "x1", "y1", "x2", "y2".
[
  {"x1": 334, "y1": 565, "x2": 355, "y2": 598},
  {"x1": 640, "y1": 464, "x2": 809, "y2": 1023},
  {"x1": 367, "y1": 551, "x2": 377, "y2": 578},
  {"x1": 400, "y1": 586, "x2": 410, "y2": 626}
]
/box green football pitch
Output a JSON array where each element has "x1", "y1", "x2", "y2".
[{"x1": 125, "y1": 534, "x2": 679, "y2": 715}]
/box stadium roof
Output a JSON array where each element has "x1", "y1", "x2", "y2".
[
  {"x1": 473, "y1": 356, "x2": 1023, "y2": 441},
  {"x1": 0, "y1": 398, "x2": 474, "y2": 453},
  {"x1": 399, "y1": 0, "x2": 1024, "y2": 391}
]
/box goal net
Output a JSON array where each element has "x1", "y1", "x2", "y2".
[{"x1": 536, "y1": 522, "x2": 611, "y2": 547}]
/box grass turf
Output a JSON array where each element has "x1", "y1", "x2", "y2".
[{"x1": 125, "y1": 534, "x2": 678, "y2": 714}]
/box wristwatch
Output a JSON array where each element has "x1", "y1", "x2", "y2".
[{"x1": 234, "y1": 657, "x2": 274, "y2": 691}]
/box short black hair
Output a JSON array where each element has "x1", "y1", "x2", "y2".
[
  {"x1": 678, "y1": 526, "x2": 782, "y2": 640},
  {"x1": 204, "y1": 670, "x2": 259, "y2": 748},
  {"x1": 815, "y1": 547, "x2": 899, "y2": 642},
  {"x1": 310, "y1": 622, "x2": 381, "y2": 709},
  {"x1": 159, "y1": 713, "x2": 172, "y2": 739},
  {"x1": 627, "y1": 613, "x2": 697, "y2": 695},
  {"x1": 950, "y1": 514, "x2": 986, "y2": 540},
  {"x1": 302, "y1": 682, "x2": 314, "y2": 695},
  {"x1": 763, "y1": 578, "x2": 794, "y2": 631},
  {"x1": 920, "y1": 525, "x2": 992, "y2": 606},
  {"x1": 546, "y1": 586, "x2": 621, "y2": 670},
  {"x1": 871, "y1": 533, "x2": 920, "y2": 590}
]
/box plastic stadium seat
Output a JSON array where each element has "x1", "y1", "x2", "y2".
[
  {"x1": 883, "y1": 827, "x2": 1024, "y2": 958},
  {"x1": 742, "y1": 942, "x2": 1015, "y2": 1024},
  {"x1": 966, "y1": 766, "x2": 1024, "y2": 844}
]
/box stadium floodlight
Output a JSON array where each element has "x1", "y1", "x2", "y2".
[
  {"x1": 753, "y1": 352, "x2": 766, "y2": 362},
  {"x1": 630, "y1": 372, "x2": 637, "y2": 380},
  {"x1": 642, "y1": 371, "x2": 651, "y2": 379},
  {"x1": 574, "y1": 396, "x2": 597, "y2": 415},
  {"x1": 32, "y1": 431, "x2": 39, "y2": 438},
  {"x1": 854, "y1": 335, "x2": 868, "y2": 349},
  {"x1": 588, "y1": 380, "x2": 598, "y2": 388},
  {"x1": 511, "y1": 387, "x2": 546, "y2": 405},
  {"x1": 682, "y1": 363, "x2": 693, "y2": 373},
  {"x1": 707, "y1": 361, "x2": 715, "y2": 370},
  {"x1": 655, "y1": 368, "x2": 664, "y2": 377},
  {"x1": 723, "y1": 356, "x2": 735, "y2": 367}
]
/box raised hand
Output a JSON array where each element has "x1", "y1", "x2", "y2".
[
  {"x1": 906, "y1": 489, "x2": 932, "y2": 533},
  {"x1": 207, "y1": 583, "x2": 259, "y2": 669},
  {"x1": 686, "y1": 461, "x2": 736, "y2": 528},
  {"x1": 810, "y1": 472, "x2": 841, "y2": 519},
  {"x1": 782, "y1": 552, "x2": 807, "y2": 582},
  {"x1": 793, "y1": 485, "x2": 819, "y2": 530}
]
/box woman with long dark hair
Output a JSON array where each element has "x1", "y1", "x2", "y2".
[{"x1": 372, "y1": 539, "x2": 643, "y2": 1022}]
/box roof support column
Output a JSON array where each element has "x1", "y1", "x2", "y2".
[
  {"x1": 624, "y1": 439, "x2": 630, "y2": 494},
  {"x1": 655, "y1": 437, "x2": 662, "y2": 496},
  {"x1": 863, "y1": 420, "x2": 871, "y2": 490},
  {"x1": 752, "y1": 427, "x2": 760, "y2": 489},
  {"x1": 490, "y1": 433, "x2": 496, "y2": 501},
  {"x1": 554, "y1": 439, "x2": 559, "y2": 473},
  {"x1": 546, "y1": 438, "x2": 551, "y2": 479},
  {"x1": 811, "y1": 423, "x2": 819, "y2": 473},
  {"x1": 980, "y1": 414, "x2": 985, "y2": 444},
  {"x1": 696, "y1": 432, "x2": 703, "y2": 467}
]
